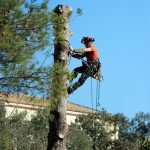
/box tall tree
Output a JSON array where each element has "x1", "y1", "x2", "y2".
[
  {"x1": 0, "y1": 0, "x2": 51, "y2": 96},
  {"x1": 47, "y1": 5, "x2": 72, "y2": 150},
  {"x1": 0, "y1": 1, "x2": 82, "y2": 149}
]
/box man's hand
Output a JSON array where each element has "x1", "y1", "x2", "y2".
[
  {"x1": 70, "y1": 53, "x2": 82, "y2": 59},
  {"x1": 69, "y1": 50, "x2": 74, "y2": 55},
  {"x1": 73, "y1": 48, "x2": 85, "y2": 53}
]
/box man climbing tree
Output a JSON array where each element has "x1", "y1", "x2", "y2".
[{"x1": 67, "y1": 36, "x2": 101, "y2": 94}]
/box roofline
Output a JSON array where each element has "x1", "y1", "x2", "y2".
[{"x1": 0, "y1": 92, "x2": 95, "y2": 113}]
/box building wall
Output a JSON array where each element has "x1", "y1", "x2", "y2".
[
  {"x1": 4, "y1": 102, "x2": 83, "y2": 125},
  {"x1": 66, "y1": 111, "x2": 85, "y2": 125},
  {"x1": 5, "y1": 102, "x2": 38, "y2": 120}
]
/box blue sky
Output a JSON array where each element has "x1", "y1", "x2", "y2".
[{"x1": 47, "y1": 0, "x2": 150, "y2": 119}]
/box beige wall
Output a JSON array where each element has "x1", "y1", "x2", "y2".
[{"x1": 4, "y1": 102, "x2": 81, "y2": 125}]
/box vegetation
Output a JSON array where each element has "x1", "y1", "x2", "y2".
[
  {"x1": 67, "y1": 110, "x2": 150, "y2": 150},
  {"x1": 1, "y1": 1, "x2": 149, "y2": 150},
  {"x1": 0, "y1": 105, "x2": 48, "y2": 150},
  {"x1": 0, "y1": 105, "x2": 149, "y2": 150},
  {"x1": 0, "y1": 0, "x2": 52, "y2": 97}
]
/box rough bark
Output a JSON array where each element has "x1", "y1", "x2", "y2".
[{"x1": 47, "y1": 5, "x2": 72, "y2": 150}]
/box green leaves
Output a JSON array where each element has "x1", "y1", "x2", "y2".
[
  {"x1": 76, "y1": 8, "x2": 83, "y2": 16},
  {"x1": 0, "y1": 106, "x2": 49, "y2": 150},
  {"x1": 48, "y1": 62, "x2": 69, "y2": 110},
  {"x1": 0, "y1": 0, "x2": 52, "y2": 96},
  {"x1": 68, "y1": 111, "x2": 150, "y2": 150},
  {"x1": 67, "y1": 124, "x2": 93, "y2": 150},
  {"x1": 0, "y1": 0, "x2": 51, "y2": 65}
]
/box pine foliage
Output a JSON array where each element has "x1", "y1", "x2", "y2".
[{"x1": 0, "y1": 0, "x2": 52, "y2": 97}]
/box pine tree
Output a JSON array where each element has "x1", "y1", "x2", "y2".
[
  {"x1": 0, "y1": 0, "x2": 51, "y2": 96},
  {"x1": 0, "y1": 1, "x2": 83, "y2": 149}
]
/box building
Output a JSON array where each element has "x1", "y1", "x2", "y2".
[{"x1": 0, "y1": 92, "x2": 94, "y2": 125}]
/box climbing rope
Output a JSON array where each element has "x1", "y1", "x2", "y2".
[
  {"x1": 91, "y1": 77, "x2": 102, "y2": 150},
  {"x1": 91, "y1": 78, "x2": 94, "y2": 114},
  {"x1": 91, "y1": 78, "x2": 96, "y2": 150},
  {"x1": 96, "y1": 79, "x2": 101, "y2": 110}
]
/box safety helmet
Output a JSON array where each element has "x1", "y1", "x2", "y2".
[{"x1": 81, "y1": 36, "x2": 95, "y2": 44}]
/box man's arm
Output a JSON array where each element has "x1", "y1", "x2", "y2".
[
  {"x1": 71, "y1": 53, "x2": 85, "y2": 59},
  {"x1": 73, "y1": 47, "x2": 92, "y2": 53}
]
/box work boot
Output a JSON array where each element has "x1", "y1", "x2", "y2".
[{"x1": 67, "y1": 86, "x2": 74, "y2": 94}]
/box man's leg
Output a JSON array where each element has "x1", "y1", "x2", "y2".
[
  {"x1": 69, "y1": 70, "x2": 78, "y2": 83},
  {"x1": 69, "y1": 65, "x2": 87, "y2": 82},
  {"x1": 67, "y1": 73, "x2": 89, "y2": 94}
]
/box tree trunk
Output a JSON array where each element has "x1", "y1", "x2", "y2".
[{"x1": 47, "y1": 5, "x2": 72, "y2": 150}]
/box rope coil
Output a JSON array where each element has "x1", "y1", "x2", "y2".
[{"x1": 91, "y1": 78, "x2": 102, "y2": 150}]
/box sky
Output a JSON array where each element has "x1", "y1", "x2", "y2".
[{"x1": 46, "y1": 0, "x2": 150, "y2": 119}]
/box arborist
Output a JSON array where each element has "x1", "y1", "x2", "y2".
[{"x1": 67, "y1": 36, "x2": 101, "y2": 94}]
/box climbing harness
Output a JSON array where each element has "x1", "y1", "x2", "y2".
[{"x1": 87, "y1": 61, "x2": 101, "y2": 79}]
